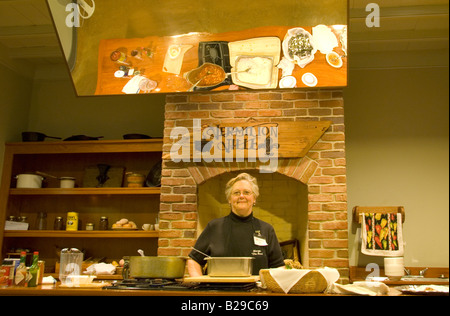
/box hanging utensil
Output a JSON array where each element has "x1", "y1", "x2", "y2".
[
  {"x1": 187, "y1": 71, "x2": 212, "y2": 92},
  {"x1": 191, "y1": 247, "x2": 211, "y2": 258},
  {"x1": 35, "y1": 171, "x2": 58, "y2": 179},
  {"x1": 227, "y1": 67, "x2": 251, "y2": 75}
]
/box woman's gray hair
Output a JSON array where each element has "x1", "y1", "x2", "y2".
[{"x1": 225, "y1": 172, "x2": 259, "y2": 200}]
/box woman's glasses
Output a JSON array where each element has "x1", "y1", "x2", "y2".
[{"x1": 231, "y1": 190, "x2": 253, "y2": 197}]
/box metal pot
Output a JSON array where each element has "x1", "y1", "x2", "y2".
[
  {"x1": 16, "y1": 174, "x2": 44, "y2": 188},
  {"x1": 124, "y1": 256, "x2": 186, "y2": 279}
]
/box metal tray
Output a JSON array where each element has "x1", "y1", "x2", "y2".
[{"x1": 205, "y1": 257, "x2": 254, "y2": 277}]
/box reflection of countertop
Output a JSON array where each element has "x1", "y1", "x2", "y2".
[{"x1": 95, "y1": 25, "x2": 347, "y2": 95}]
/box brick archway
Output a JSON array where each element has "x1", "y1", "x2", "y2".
[{"x1": 159, "y1": 90, "x2": 349, "y2": 282}]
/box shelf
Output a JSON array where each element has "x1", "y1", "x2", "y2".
[
  {"x1": 9, "y1": 187, "x2": 161, "y2": 196},
  {"x1": 3, "y1": 230, "x2": 159, "y2": 238},
  {"x1": 5, "y1": 139, "x2": 163, "y2": 154}
]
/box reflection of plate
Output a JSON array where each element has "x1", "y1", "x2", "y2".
[
  {"x1": 396, "y1": 285, "x2": 449, "y2": 296},
  {"x1": 279, "y1": 76, "x2": 297, "y2": 88},
  {"x1": 302, "y1": 73, "x2": 317, "y2": 87}
]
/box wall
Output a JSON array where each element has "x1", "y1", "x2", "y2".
[
  {"x1": 0, "y1": 64, "x2": 33, "y2": 179},
  {"x1": 27, "y1": 72, "x2": 166, "y2": 140},
  {"x1": 344, "y1": 67, "x2": 449, "y2": 268}
]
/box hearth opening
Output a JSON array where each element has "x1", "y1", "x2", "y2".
[{"x1": 197, "y1": 170, "x2": 309, "y2": 267}]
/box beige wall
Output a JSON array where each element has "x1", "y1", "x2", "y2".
[
  {"x1": 0, "y1": 64, "x2": 33, "y2": 179},
  {"x1": 27, "y1": 72, "x2": 166, "y2": 140},
  {"x1": 0, "y1": 63, "x2": 448, "y2": 268},
  {"x1": 344, "y1": 67, "x2": 449, "y2": 267}
]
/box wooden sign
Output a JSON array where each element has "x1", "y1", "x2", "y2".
[{"x1": 168, "y1": 120, "x2": 331, "y2": 161}]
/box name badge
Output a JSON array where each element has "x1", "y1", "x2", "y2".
[{"x1": 253, "y1": 232, "x2": 268, "y2": 246}]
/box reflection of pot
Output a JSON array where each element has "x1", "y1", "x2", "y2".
[
  {"x1": 16, "y1": 174, "x2": 44, "y2": 188},
  {"x1": 124, "y1": 256, "x2": 186, "y2": 279},
  {"x1": 185, "y1": 63, "x2": 227, "y2": 88}
]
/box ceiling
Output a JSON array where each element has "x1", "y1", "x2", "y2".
[{"x1": 0, "y1": 0, "x2": 448, "y2": 78}]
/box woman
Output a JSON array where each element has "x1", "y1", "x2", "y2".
[{"x1": 187, "y1": 173, "x2": 285, "y2": 276}]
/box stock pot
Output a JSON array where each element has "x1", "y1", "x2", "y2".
[
  {"x1": 16, "y1": 174, "x2": 44, "y2": 188},
  {"x1": 124, "y1": 256, "x2": 186, "y2": 279}
]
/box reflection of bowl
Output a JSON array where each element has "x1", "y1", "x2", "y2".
[
  {"x1": 326, "y1": 52, "x2": 343, "y2": 68},
  {"x1": 185, "y1": 63, "x2": 226, "y2": 88},
  {"x1": 282, "y1": 28, "x2": 317, "y2": 68}
]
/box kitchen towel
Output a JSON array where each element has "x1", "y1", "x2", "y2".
[
  {"x1": 327, "y1": 281, "x2": 392, "y2": 296},
  {"x1": 361, "y1": 213, "x2": 404, "y2": 256}
]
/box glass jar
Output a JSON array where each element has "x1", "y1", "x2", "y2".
[
  {"x1": 36, "y1": 212, "x2": 47, "y2": 230},
  {"x1": 86, "y1": 223, "x2": 94, "y2": 230},
  {"x1": 54, "y1": 216, "x2": 64, "y2": 230},
  {"x1": 99, "y1": 217, "x2": 109, "y2": 230}
]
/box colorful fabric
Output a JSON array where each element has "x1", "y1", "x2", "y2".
[{"x1": 361, "y1": 213, "x2": 404, "y2": 256}]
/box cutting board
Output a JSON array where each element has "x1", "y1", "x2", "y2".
[
  {"x1": 184, "y1": 275, "x2": 260, "y2": 283},
  {"x1": 228, "y1": 37, "x2": 281, "y2": 89}
]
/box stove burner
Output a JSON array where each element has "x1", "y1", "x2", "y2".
[
  {"x1": 103, "y1": 278, "x2": 192, "y2": 291},
  {"x1": 102, "y1": 278, "x2": 257, "y2": 292},
  {"x1": 196, "y1": 41, "x2": 232, "y2": 91}
]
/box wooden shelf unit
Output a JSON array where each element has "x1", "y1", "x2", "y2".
[{"x1": 0, "y1": 139, "x2": 163, "y2": 272}]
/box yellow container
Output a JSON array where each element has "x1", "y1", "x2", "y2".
[{"x1": 66, "y1": 212, "x2": 78, "y2": 231}]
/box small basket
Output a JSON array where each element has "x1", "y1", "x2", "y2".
[{"x1": 260, "y1": 269, "x2": 328, "y2": 294}]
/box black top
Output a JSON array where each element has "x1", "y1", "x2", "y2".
[{"x1": 189, "y1": 212, "x2": 285, "y2": 274}]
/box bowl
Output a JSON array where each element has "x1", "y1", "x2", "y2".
[
  {"x1": 205, "y1": 257, "x2": 254, "y2": 277},
  {"x1": 282, "y1": 27, "x2": 317, "y2": 68}
]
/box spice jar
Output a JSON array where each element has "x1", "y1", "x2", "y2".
[
  {"x1": 54, "y1": 216, "x2": 64, "y2": 230},
  {"x1": 86, "y1": 223, "x2": 94, "y2": 230},
  {"x1": 99, "y1": 216, "x2": 109, "y2": 230}
]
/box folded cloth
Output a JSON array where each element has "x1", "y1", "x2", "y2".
[
  {"x1": 327, "y1": 281, "x2": 391, "y2": 296},
  {"x1": 264, "y1": 267, "x2": 340, "y2": 294},
  {"x1": 85, "y1": 263, "x2": 116, "y2": 275},
  {"x1": 312, "y1": 25, "x2": 339, "y2": 54},
  {"x1": 361, "y1": 213, "x2": 404, "y2": 256}
]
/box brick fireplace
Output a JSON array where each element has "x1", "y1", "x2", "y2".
[{"x1": 158, "y1": 89, "x2": 349, "y2": 282}]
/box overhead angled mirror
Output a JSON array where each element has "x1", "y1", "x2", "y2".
[{"x1": 47, "y1": 0, "x2": 348, "y2": 96}]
